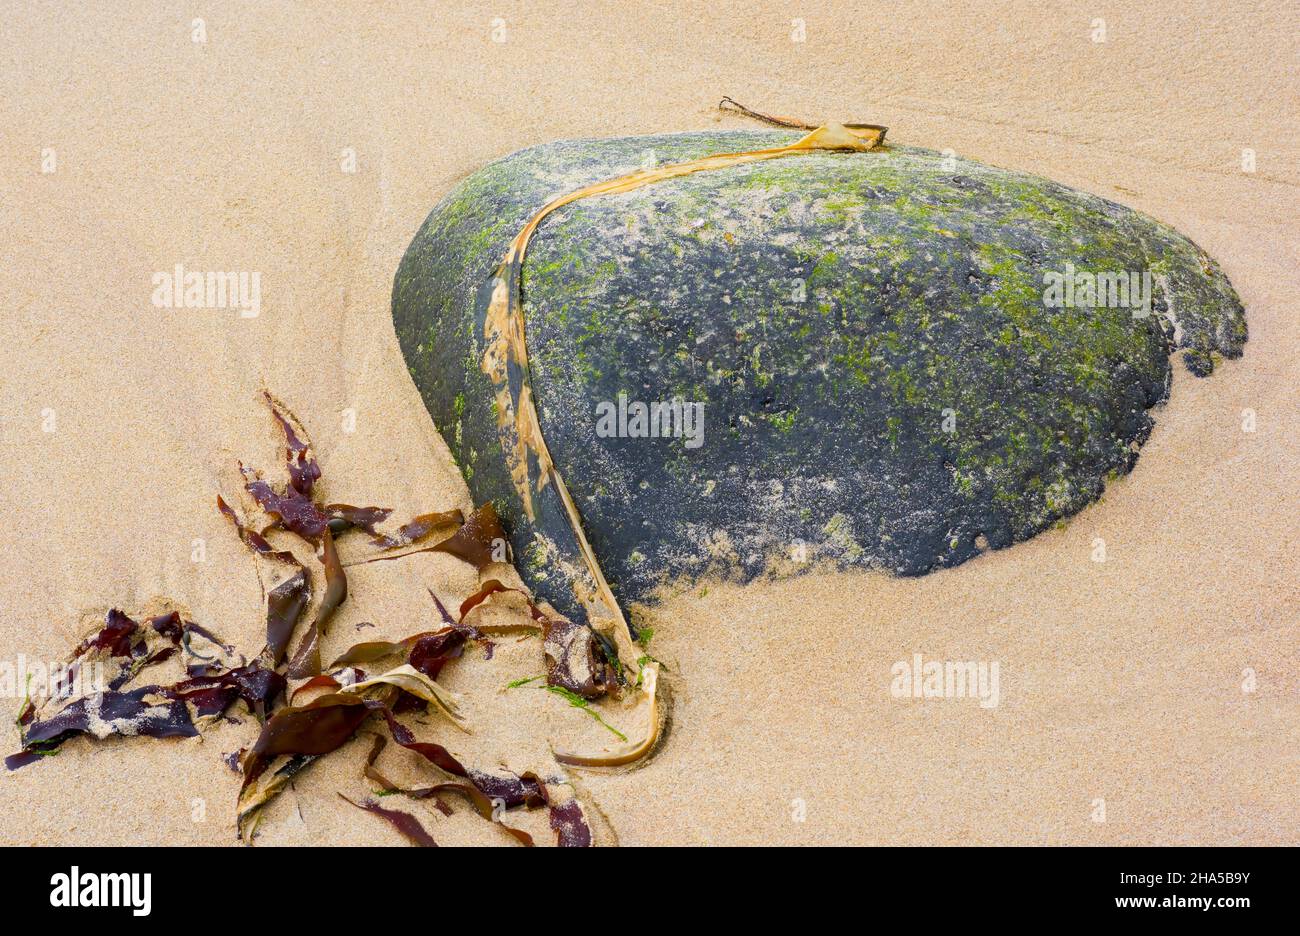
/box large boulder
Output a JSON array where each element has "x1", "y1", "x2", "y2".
[{"x1": 393, "y1": 129, "x2": 1246, "y2": 621}]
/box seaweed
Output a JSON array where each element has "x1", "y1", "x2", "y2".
[
  {"x1": 6, "y1": 609, "x2": 282, "y2": 769},
  {"x1": 716, "y1": 96, "x2": 888, "y2": 140},
  {"x1": 457, "y1": 579, "x2": 525, "y2": 620},
  {"x1": 17, "y1": 690, "x2": 197, "y2": 752},
  {"x1": 548, "y1": 796, "x2": 594, "y2": 848},
  {"x1": 264, "y1": 391, "x2": 321, "y2": 497},
  {"x1": 327, "y1": 592, "x2": 484, "y2": 681},
  {"x1": 460, "y1": 580, "x2": 615, "y2": 698},
  {"x1": 506, "y1": 680, "x2": 626, "y2": 741},
  {"x1": 406, "y1": 631, "x2": 467, "y2": 686},
  {"x1": 325, "y1": 504, "x2": 392, "y2": 536},
  {"x1": 11, "y1": 392, "x2": 646, "y2": 844},
  {"x1": 342, "y1": 665, "x2": 465, "y2": 729},
  {"x1": 241, "y1": 690, "x2": 393, "y2": 786},
  {"x1": 218, "y1": 496, "x2": 310, "y2": 665},
  {"x1": 368, "y1": 509, "x2": 464, "y2": 550},
  {"x1": 236, "y1": 753, "x2": 317, "y2": 838},
  {"x1": 543, "y1": 685, "x2": 627, "y2": 741},
  {"x1": 375, "y1": 707, "x2": 544, "y2": 809},
  {"x1": 338, "y1": 793, "x2": 438, "y2": 847},
  {"x1": 241, "y1": 465, "x2": 335, "y2": 542},
  {"x1": 542, "y1": 618, "x2": 618, "y2": 699},
  {"x1": 425, "y1": 504, "x2": 506, "y2": 567},
  {"x1": 236, "y1": 692, "x2": 541, "y2": 843},
  {"x1": 353, "y1": 503, "x2": 507, "y2": 568},
  {"x1": 330, "y1": 637, "x2": 429, "y2": 668},
  {"x1": 286, "y1": 527, "x2": 347, "y2": 678},
  {"x1": 552, "y1": 662, "x2": 661, "y2": 768},
  {"x1": 245, "y1": 393, "x2": 451, "y2": 554},
  {"x1": 288, "y1": 669, "x2": 362, "y2": 702},
  {"x1": 162, "y1": 662, "x2": 286, "y2": 719},
  {"x1": 361, "y1": 733, "x2": 535, "y2": 846}
]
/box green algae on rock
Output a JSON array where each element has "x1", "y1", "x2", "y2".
[{"x1": 392, "y1": 129, "x2": 1246, "y2": 626}]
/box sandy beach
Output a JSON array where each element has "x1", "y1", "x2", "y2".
[{"x1": 1, "y1": 1, "x2": 1296, "y2": 845}]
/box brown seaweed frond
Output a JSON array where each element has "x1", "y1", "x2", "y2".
[
  {"x1": 718, "y1": 96, "x2": 818, "y2": 129},
  {"x1": 719, "y1": 96, "x2": 889, "y2": 144}
]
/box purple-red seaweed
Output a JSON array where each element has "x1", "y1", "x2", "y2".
[{"x1": 9, "y1": 391, "x2": 643, "y2": 846}]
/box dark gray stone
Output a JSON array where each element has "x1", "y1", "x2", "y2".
[{"x1": 393, "y1": 130, "x2": 1246, "y2": 618}]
